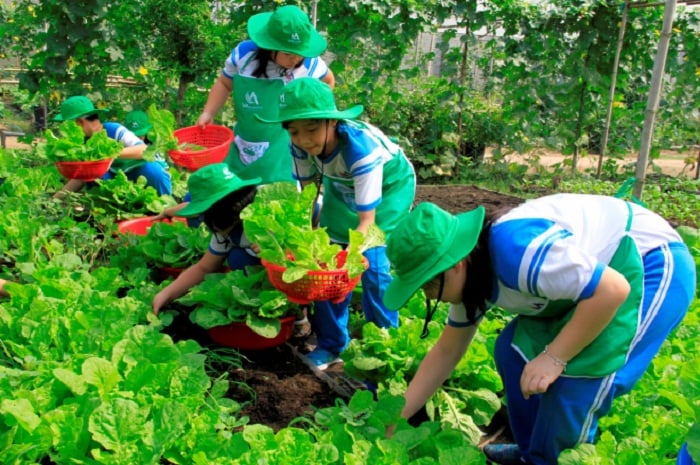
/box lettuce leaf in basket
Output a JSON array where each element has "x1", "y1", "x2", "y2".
[
  {"x1": 241, "y1": 182, "x2": 318, "y2": 265},
  {"x1": 242, "y1": 181, "x2": 387, "y2": 283},
  {"x1": 42, "y1": 120, "x2": 122, "y2": 162}
]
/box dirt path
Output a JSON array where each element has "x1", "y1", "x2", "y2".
[{"x1": 490, "y1": 147, "x2": 698, "y2": 178}]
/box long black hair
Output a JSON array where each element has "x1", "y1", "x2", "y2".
[
  {"x1": 203, "y1": 185, "x2": 257, "y2": 232},
  {"x1": 251, "y1": 49, "x2": 305, "y2": 78}
]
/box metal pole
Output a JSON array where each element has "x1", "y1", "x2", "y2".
[
  {"x1": 634, "y1": 0, "x2": 677, "y2": 199},
  {"x1": 597, "y1": 1, "x2": 629, "y2": 177}
]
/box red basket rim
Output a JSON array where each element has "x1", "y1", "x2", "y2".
[{"x1": 260, "y1": 251, "x2": 367, "y2": 304}]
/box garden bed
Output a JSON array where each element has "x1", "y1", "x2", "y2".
[{"x1": 160, "y1": 185, "x2": 525, "y2": 433}]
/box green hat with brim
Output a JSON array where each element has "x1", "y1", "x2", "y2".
[
  {"x1": 124, "y1": 110, "x2": 153, "y2": 137},
  {"x1": 383, "y1": 202, "x2": 486, "y2": 310},
  {"x1": 54, "y1": 96, "x2": 109, "y2": 121},
  {"x1": 247, "y1": 5, "x2": 327, "y2": 58},
  {"x1": 178, "y1": 163, "x2": 261, "y2": 217},
  {"x1": 256, "y1": 77, "x2": 363, "y2": 124}
]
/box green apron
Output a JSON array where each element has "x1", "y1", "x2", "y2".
[
  {"x1": 320, "y1": 121, "x2": 415, "y2": 243},
  {"x1": 512, "y1": 202, "x2": 643, "y2": 377},
  {"x1": 225, "y1": 66, "x2": 295, "y2": 184}
]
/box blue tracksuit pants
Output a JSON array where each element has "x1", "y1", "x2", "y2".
[
  {"x1": 494, "y1": 242, "x2": 696, "y2": 465},
  {"x1": 310, "y1": 246, "x2": 399, "y2": 354}
]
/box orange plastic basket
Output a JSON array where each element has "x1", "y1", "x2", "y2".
[
  {"x1": 261, "y1": 250, "x2": 367, "y2": 305},
  {"x1": 168, "y1": 125, "x2": 234, "y2": 171},
  {"x1": 55, "y1": 158, "x2": 113, "y2": 182}
]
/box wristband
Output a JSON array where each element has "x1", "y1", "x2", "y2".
[{"x1": 542, "y1": 345, "x2": 567, "y2": 372}]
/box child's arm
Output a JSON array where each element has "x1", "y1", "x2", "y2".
[
  {"x1": 356, "y1": 210, "x2": 376, "y2": 236},
  {"x1": 152, "y1": 251, "x2": 225, "y2": 315},
  {"x1": 0, "y1": 278, "x2": 9, "y2": 298},
  {"x1": 117, "y1": 143, "x2": 148, "y2": 160},
  {"x1": 197, "y1": 75, "x2": 233, "y2": 127},
  {"x1": 53, "y1": 179, "x2": 86, "y2": 199}
]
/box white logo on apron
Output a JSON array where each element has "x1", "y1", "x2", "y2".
[{"x1": 243, "y1": 91, "x2": 261, "y2": 110}]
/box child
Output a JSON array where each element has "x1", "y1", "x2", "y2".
[
  {"x1": 383, "y1": 197, "x2": 696, "y2": 465},
  {"x1": 197, "y1": 4, "x2": 334, "y2": 184},
  {"x1": 257, "y1": 77, "x2": 416, "y2": 369},
  {"x1": 123, "y1": 110, "x2": 153, "y2": 142},
  {"x1": 53, "y1": 96, "x2": 172, "y2": 196},
  {"x1": 152, "y1": 163, "x2": 260, "y2": 315}
]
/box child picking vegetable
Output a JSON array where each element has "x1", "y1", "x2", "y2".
[
  {"x1": 152, "y1": 163, "x2": 260, "y2": 315},
  {"x1": 52, "y1": 96, "x2": 172, "y2": 196},
  {"x1": 383, "y1": 197, "x2": 695, "y2": 464},
  {"x1": 257, "y1": 77, "x2": 416, "y2": 369}
]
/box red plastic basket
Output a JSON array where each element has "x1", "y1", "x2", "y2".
[
  {"x1": 168, "y1": 125, "x2": 234, "y2": 171},
  {"x1": 261, "y1": 250, "x2": 367, "y2": 305},
  {"x1": 55, "y1": 158, "x2": 113, "y2": 182},
  {"x1": 207, "y1": 315, "x2": 296, "y2": 350},
  {"x1": 117, "y1": 216, "x2": 187, "y2": 235}
]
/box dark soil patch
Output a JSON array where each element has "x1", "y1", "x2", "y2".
[{"x1": 161, "y1": 185, "x2": 524, "y2": 434}]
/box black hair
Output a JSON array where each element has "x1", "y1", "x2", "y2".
[
  {"x1": 251, "y1": 49, "x2": 304, "y2": 78},
  {"x1": 84, "y1": 113, "x2": 101, "y2": 122},
  {"x1": 459, "y1": 206, "x2": 516, "y2": 325},
  {"x1": 202, "y1": 185, "x2": 257, "y2": 232}
]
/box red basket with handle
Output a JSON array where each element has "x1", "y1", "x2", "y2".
[
  {"x1": 261, "y1": 250, "x2": 367, "y2": 305},
  {"x1": 168, "y1": 125, "x2": 234, "y2": 171},
  {"x1": 208, "y1": 315, "x2": 296, "y2": 350},
  {"x1": 55, "y1": 158, "x2": 113, "y2": 182}
]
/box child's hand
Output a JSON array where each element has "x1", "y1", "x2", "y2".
[{"x1": 251, "y1": 243, "x2": 261, "y2": 255}]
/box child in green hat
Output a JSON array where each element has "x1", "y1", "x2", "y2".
[
  {"x1": 53, "y1": 96, "x2": 172, "y2": 197},
  {"x1": 196, "y1": 5, "x2": 335, "y2": 185},
  {"x1": 383, "y1": 197, "x2": 696, "y2": 465},
  {"x1": 152, "y1": 163, "x2": 261, "y2": 315},
  {"x1": 258, "y1": 77, "x2": 416, "y2": 369}
]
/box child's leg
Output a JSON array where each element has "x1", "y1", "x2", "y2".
[
  {"x1": 495, "y1": 320, "x2": 613, "y2": 465},
  {"x1": 127, "y1": 162, "x2": 172, "y2": 195},
  {"x1": 360, "y1": 246, "x2": 398, "y2": 328},
  {"x1": 310, "y1": 295, "x2": 352, "y2": 355},
  {"x1": 495, "y1": 242, "x2": 696, "y2": 465}
]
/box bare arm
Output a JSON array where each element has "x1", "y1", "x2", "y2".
[
  {"x1": 152, "y1": 251, "x2": 225, "y2": 315},
  {"x1": 321, "y1": 69, "x2": 336, "y2": 88},
  {"x1": 520, "y1": 266, "x2": 631, "y2": 398},
  {"x1": 118, "y1": 143, "x2": 148, "y2": 160},
  {"x1": 53, "y1": 179, "x2": 86, "y2": 198},
  {"x1": 402, "y1": 324, "x2": 479, "y2": 420},
  {"x1": 197, "y1": 75, "x2": 234, "y2": 127},
  {"x1": 0, "y1": 278, "x2": 9, "y2": 298},
  {"x1": 356, "y1": 209, "x2": 375, "y2": 236}
]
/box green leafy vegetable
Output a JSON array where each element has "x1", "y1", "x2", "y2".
[
  {"x1": 43, "y1": 120, "x2": 122, "y2": 162},
  {"x1": 241, "y1": 182, "x2": 385, "y2": 282},
  {"x1": 144, "y1": 104, "x2": 179, "y2": 162},
  {"x1": 178, "y1": 267, "x2": 296, "y2": 337}
]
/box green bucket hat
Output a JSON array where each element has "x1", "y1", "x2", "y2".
[
  {"x1": 178, "y1": 163, "x2": 261, "y2": 217},
  {"x1": 247, "y1": 5, "x2": 327, "y2": 58},
  {"x1": 124, "y1": 110, "x2": 153, "y2": 137},
  {"x1": 383, "y1": 202, "x2": 486, "y2": 310},
  {"x1": 54, "y1": 96, "x2": 109, "y2": 121},
  {"x1": 256, "y1": 77, "x2": 363, "y2": 124}
]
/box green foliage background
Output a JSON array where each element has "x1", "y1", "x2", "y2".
[{"x1": 0, "y1": 0, "x2": 698, "y2": 181}]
